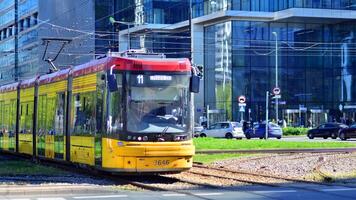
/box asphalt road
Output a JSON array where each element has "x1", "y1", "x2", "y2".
[{"x1": 3, "y1": 183, "x2": 356, "y2": 200}]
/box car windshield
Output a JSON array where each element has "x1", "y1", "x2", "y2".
[{"x1": 126, "y1": 74, "x2": 190, "y2": 133}]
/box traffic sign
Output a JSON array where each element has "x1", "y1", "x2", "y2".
[
  {"x1": 238, "y1": 95, "x2": 246, "y2": 103},
  {"x1": 238, "y1": 103, "x2": 246, "y2": 106},
  {"x1": 272, "y1": 94, "x2": 281, "y2": 99},
  {"x1": 273, "y1": 87, "x2": 281, "y2": 95},
  {"x1": 239, "y1": 106, "x2": 245, "y2": 112}
]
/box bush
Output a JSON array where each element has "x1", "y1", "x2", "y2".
[{"x1": 282, "y1": 127, "x2": 309, "y2": 136}]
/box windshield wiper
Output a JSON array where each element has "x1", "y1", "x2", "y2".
[{"x1": 158, "y1": 126, "x2": 169, "y2": 142}]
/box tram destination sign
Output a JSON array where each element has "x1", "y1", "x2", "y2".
[{"x1": 130, "y1": 74, "x2": 183, "y2": 87}]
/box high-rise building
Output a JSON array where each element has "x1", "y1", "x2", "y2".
[
  {"x1": 117, "y1": 0, "x2": 356, "y2": 126},
  {"x1": 1, "y1": 0, "x2": 356, "y2": 126},
  {"x1": 0, "y1": 0, "x2": 114, "y2": 85}
]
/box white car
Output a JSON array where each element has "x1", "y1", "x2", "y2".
[{"x1": 200, "y1": 122, "x2": 244, "y2": 139}]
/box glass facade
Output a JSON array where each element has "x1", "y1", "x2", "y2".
[
  {"x1": 193, "y1": 0, "x2": 356, "y2": 17},
  {"x1": 116, "y1": 0, "x2": 190, "y2": 25},
  {"x1": 0, "y1": 0, "x2": 39, "y2": 85},
  {"x1": 204, "y1": 20, "x2": 356, "y2": 126}
]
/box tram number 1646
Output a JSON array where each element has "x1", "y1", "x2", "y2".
[{"x1": 154, "y1": 160, "x2": 170, "y2": 166}]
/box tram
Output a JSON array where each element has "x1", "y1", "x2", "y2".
[{"x1": 0, "y1": 51, "x2": 200, "y2": 173}]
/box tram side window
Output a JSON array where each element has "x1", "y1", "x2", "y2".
[
  {"x1": 72, "y1": 92, "x2": 96, "y2": 136},
  {"x1": 9, "y1": 100, "x2": 16, "y2": 136},
  {"x1": 0, "y1": 101, "x2": 3, "y2": 136},
  {"x1": 46, "y1": 98, "x2": 56, "y2": 135},
  {"x1": 54, "y1": 93, "x2": 65, "y2": 135},
  {"x1": 37, "y1": 95, "x2": 47, "y2": 136},
  {"x1": 106, "y1": 74, "x2": 123, "y2": 136}
]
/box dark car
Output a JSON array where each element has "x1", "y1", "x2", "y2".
[
  {"x1": 245, "y1": 123, "x2": 283, "y2": 139},
  {"x1": 338, "y1": 124, "x2": 356, "y2": 140},
  {"x1": 307, "y1": 123, "x2": 348, "y2": 139}
]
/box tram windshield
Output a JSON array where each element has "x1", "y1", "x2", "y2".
[{"x1": 126, "y1": 74, "x2": 190, "y2": 133}]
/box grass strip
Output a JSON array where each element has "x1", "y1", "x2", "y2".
[
  {"x1": 194, "y1": 138, "x2": 356, "y2": 150},
  {"x1": 0, "y1": 160, "x2": 69, "y2": 176}
]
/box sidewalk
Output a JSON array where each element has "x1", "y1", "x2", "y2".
[{"x1": 0, "y1": 184, "x2": 116, "y2": 195}]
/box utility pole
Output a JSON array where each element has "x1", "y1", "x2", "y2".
[
  {"x1": 189, "y1": 0, "x2": 192, "y2": 61},
  {"x1": 272, "y1": 31, "x2": 279, "y2": 123},
  {"x1": 265, "y1": 91, "x2": 269, "y2": 140},
  {"x1": 109, "y1": 17, "x2": 134, "y2": 51}
]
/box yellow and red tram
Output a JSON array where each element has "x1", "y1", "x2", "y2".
[{"x1": 0, "y1": 52, "x2": 199, "y2": 173}]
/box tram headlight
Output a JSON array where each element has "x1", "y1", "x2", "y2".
[
  {"x1": 174, "y1": 135, "x2": 187, "y2": 141},
  {"x1": 143, "y1": 136, "x2": 148, "y2": 141}
]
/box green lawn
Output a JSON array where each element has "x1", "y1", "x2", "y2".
[
  {"x1": 194, "y1": 138, "x2": 356, "y2": 151},
  {"x1": 194, "y1": 153, "x2": 251, "y2": 164},
  {"x1": 0, "y1": 160, "x2": 70, "y2": 176}
]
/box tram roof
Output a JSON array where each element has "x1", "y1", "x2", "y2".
[
  {"x1": 0, "y1": 82, "x2": 19, "y2": 93},
  {"x1": 110, "y1": 57, "x2": 191, "y2": 72},
  {"x1": 19, "y1": 77, "x2": 39, "y2": 89},
  {"x1": 38, "y1": 68, "x2": 71, "y2": 85},
  {"x1": 71, "y1": 56, "x2": 191, "y2": 77}
]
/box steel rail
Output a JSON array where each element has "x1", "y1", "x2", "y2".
[{"x1": 196, "y1": 148, "x2": 356, "y2": 154}]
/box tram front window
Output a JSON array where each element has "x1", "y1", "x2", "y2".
[{"x1": 127, "y1": 74, "x2": 190, "y2": 134}]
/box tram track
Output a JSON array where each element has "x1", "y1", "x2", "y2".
[{"x1": 196, "y1": 147, "x2": 356, "y2": 154}]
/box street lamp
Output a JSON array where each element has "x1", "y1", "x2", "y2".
[
  {"x1": 272, "y1": 31, "x2": 279, "y2": 123},
  {"x1": 109, "y1": 17, "x2": 135, "y2": 50}
]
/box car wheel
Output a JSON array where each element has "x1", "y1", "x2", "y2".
[
  {"x1": 246, "y1": 135, "x2": 251, "y2": 139},
  {"x1": 307, "y1": 133, "x2": 314, "y2": 139},
  {"x1": 323, "y1": 136, "x2": 328, "y2": 139},
  {"x1": 331, "y1": 133, "x2": 337, "y2": 139},
  {"x1": 259, "y1": 137, "x2": 264, "y2": 139},
  {"x1": 200, "y1": 133, "x2": 207, "y2": 137},
  {"x1": 277, "y1": 136, "x2": 281, "y2": 139},
  {"x1": 225, "y1": 133, "x2": 233, "y2": 139},
  {"x1": 339, "y1": 132, "x2": 347, "y2": 141}
]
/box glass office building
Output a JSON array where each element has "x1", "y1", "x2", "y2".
[
  {"x1": 194, "y1": 0, "x2": 356, "y2": 126},
  {"x1": 0, "y1": 0, "x2": 116, "y2": 85},
  {"x1": 0, "y1": 0, "x2": 39, "y2": 84}
]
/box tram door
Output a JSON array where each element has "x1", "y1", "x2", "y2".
[
  {"x1": 37, "y1": 95, "x2": 46, "y2": 157},
  {"x1": 54, "y1": 93, "x2": 65, "y2": 160}
]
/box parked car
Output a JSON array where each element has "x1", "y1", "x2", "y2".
[
  {"x1": 200, "y1": 122, "x2": 244, "y2": 139},
  {"x1": 194, "y1": 124, "x2": 204, "y2": 137},
  {"x1": 338, "y1": 124, "x2": 356, "y2": 140},
  {"x1": 244, "y1": 123, "x2": 283, "y2": 139},
  {"x1": 307, "y1": 123, "x2": 348, "y2": 139}
]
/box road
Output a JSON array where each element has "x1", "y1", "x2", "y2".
[{"x1": 2, "y1": 183, "x2": 356, "y2": 200}]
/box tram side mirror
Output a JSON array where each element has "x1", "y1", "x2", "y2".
[
  {"x1": 107, "y1": 73, "x2": 118, "y2": 92},
  {"x1": 190, "y1": 74, "x2": 200, "y2": 93}
]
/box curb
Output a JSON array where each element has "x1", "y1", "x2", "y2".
[{"x1": 0, "y1": 184, "x2": 116, "y2": 196}]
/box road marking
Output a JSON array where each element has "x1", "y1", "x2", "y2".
[
  {"x1": 321, "y1": 188, "x2": 356, "y2": 192},
  {"x1": 73, "y1": 195, "x2": 128, "y2": 199},
  {"x1": 254, "y1": 190, "x2": 297, "y2": 194},
  {"x1": 162, "y1": 194, "x2": 187, "y2": 197},
  {"x1": 11, "y1": 199, "x2": 31, "y2": 200},
  {"x1": 194, "y1": 193, "x2": 223, "y2": 196},
  {"x1": 37, "y1": 198, "x2": 66, "y2": 200}
]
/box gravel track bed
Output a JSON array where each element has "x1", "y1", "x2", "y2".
[
  {"x1": 165, "y1": 171, "x2": 246, "y2": 188},
  {"x1": 209, "y1": 153, "x2": 356, "y2": 182},
  {"x1": 318, "y1": 154, "x2": 356, "y2": 182}
]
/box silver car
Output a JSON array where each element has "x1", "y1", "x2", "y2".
[{"x1": 200, "y1": 122, "x2": 244, "y2": 139}]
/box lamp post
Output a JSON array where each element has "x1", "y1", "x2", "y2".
[
  {"x1": 272, "y1": 31, "x2": 278, "y2": 123},
  {"x1": 109, "y1": 17, "x2": 135, "y2": 50}
]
